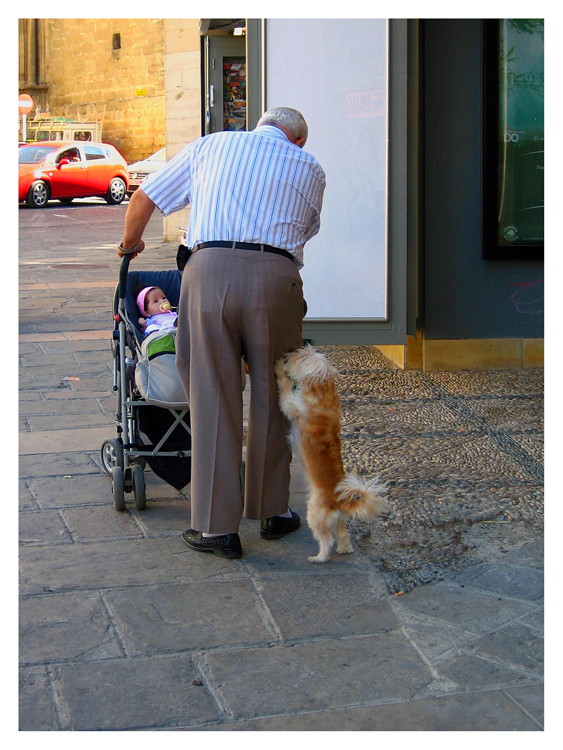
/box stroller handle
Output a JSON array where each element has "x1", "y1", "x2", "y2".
[{"x1": 118, "y1": 254, "x2": 132, "y2": 301}]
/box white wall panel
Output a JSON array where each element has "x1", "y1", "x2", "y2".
[{"x1": 265, "y1": 19, "x2": 388, "y2": 319}]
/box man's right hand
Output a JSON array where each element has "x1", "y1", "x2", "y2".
[{"x1": 117, "y1": 239, "x2": 145, "y2": 259}]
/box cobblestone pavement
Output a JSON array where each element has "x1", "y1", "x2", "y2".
[
  {"x1": 320, "y1": 346, "x2": 544, "y2": 594},
  {"x1": 18, "y1": 202, "x2": 545, "y2": 732}
]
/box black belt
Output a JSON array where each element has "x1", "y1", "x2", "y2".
[{"x1": 193, "y1": 241, "x2": 295, "y2": 263}]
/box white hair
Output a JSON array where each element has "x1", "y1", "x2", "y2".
[{"x1": 257, "y1": 107, "x2": 308, "y2": 142}]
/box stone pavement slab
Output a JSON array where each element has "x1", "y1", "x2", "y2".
[
  {"x1": 131, "y1": 498, "x2": 193, "y2": 537},
  {"x1": 60, "y1": 505, "x2": 144, "y2": 542},
  {"x1": 204, "y1": 633, "x2": 434, "y2": 720},
  {"x1": 255, "y1": 571, "x2": 397, "y2": 639},
  {"x1": 52, "y1": 654, "x2": 221, "y2": 730},
  {"x1": 20, "y1": 451, "x2": 100, "y2": 479},
  {"x1": 464, "y1": 622, "x2": 544, "y2": 675},
  {"x1": 19, "y1": 536, "x2": 240, "y2": 596},
  {"x1": 505, "y1": 684, "x2": 544, "y2": 726},
  {"x1": 390, "y1": 581, "x2": 537, "y2": 636},
  {"x1": 20, "y1": 591, "x2": 124, "y2": 665},
  {"x1": 19, "y1": 427, "x2": 113, "y2": 455},
  {"x1": 435, "y1": 652, "x2": 538, "y2": 693},
  {"x1": 19, "y1": 396, "x2": 105, "y2": 417},
  {"x1": 19, "y1": 668, "x2": 61, "y2": 731},
  {"x1": 25, "y1": 472, "x2": 119, "y2": 509},
  {"x1": 103, "y1": 580, "x2": 276, "y2": 656},
  {"x1": 26, "y1": 411, "x2": 112, "y2": 432},
  {"x1": 451, "y1": 561, "x2": 544, "y2": 601},
  {"x1": 19, "y1": 509, "x2": 72, "y2": 546},
  {"x1": 187, "y1": 688, "x2": 542, "y2": 730}
]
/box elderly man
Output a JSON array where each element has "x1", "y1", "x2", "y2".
[{"x1": 118, "y1": 107, "x2": 326, "y2": 558}]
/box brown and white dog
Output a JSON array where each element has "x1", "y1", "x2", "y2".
[{"x1": 275, "y1": 345, "x2": 390, "y2": 563}]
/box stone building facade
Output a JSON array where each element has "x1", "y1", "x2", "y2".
[
  {"x1": 18, "y1": 18, "x2": 173, "y2": 164},
  {"x1": 19, "y1": 17, "x2": 207, "y2": 235}
]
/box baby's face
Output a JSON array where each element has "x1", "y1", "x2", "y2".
[{"x1": 144, "y1": 288, "x2": 171, "y2": 316}]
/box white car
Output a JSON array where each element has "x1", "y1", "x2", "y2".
[{"x1": 127, "y1": 147, "x2": 166, "y2": 195}]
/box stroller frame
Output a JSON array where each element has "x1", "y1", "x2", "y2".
[{"x1": 101, "y1": 255, "x2": 191, "y2": 511}]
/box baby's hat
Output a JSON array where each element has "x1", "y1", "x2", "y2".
[{"x1": 136, "y1": 286, "x2": 155, "y2": 315}]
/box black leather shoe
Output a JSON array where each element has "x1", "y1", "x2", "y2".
[
  {"x1": 260, "y1": 510, "x2": 301, "y2": 540},
  {"x1": 182, "y1": 530, "x2": 243, "y2": 558}
]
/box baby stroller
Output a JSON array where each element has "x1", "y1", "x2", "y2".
[{"x1": 100, "y1": 254, "x2": 192, "y2": 511}]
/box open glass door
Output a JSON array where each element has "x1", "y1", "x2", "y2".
[{"x1": 203, "y1": 33, "x2": 247, "y2": 134}]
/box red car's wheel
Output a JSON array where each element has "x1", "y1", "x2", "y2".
[
  {"x1": 26, "y1": 180, "x2": 50, "y2": 208},
  {"x1": 105, "y1": 177, "x2": 126, "y2": 205}
]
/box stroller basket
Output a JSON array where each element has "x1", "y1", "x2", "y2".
[{"x1": 101, "y1": 254, "x2": 191, "y2": 511}]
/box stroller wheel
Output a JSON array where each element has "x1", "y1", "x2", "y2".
[
  {"x1": 101, "y1": 438, "x2": 124, "y2": 476},
  {"x1": 111, "y1": 466, "x2": 125, "y2": 511},
  {"x1": 132, "y1": 464, "x2": 146, "y2": 510}
]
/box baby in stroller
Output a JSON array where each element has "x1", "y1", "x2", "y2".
[
  {"x1": 136, "y1": 285, "x2": 178, "y2": 336},
  {"x1": 102, "y1": 263, "x2": 191, "y2": 510}
]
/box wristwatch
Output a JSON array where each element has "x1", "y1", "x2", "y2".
[{"x1": 118, "y1": 240, "x2": 142, "y2": 255}]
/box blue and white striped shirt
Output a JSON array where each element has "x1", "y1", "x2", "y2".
[{"x1": 141, "y1": 125, "x2": 326, "y2": 268}]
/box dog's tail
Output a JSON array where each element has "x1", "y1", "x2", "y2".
[{"x1": 334, "y1": 474, "x2": 391, "y2": 520}]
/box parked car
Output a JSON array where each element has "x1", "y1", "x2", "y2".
[
  {"x1": 18, "y1": 141, "x2": 129, "y2": 208},
  {"x1": 127, "y1": 147, "x2": 166, "y2": 195}
]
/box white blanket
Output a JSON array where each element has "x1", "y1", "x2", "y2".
[{"x1": 134, "y1": 329, "x2": 189, "y2": 408}]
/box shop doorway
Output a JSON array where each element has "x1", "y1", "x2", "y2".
[{"x1": 203, "y1": 34, "x2": 246, "y2": 134}]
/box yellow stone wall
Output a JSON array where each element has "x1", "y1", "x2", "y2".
[
  {"x1": 376, "y1": 334, "x2": 544, "y2": 371},
  {"x1": 162, "y1": 19, "x2": 202, "y2": 241},
  {"x1": 44, "y1": 19, "x2": 165, "y2": 163}
]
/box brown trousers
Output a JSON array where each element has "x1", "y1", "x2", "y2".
[{"x1": 175, "y1": 246, "x2": 304, "y2": 534}]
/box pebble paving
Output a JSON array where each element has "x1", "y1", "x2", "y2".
[{"x1": 317, "y1": 345, "x2": 544, "y2": 593}]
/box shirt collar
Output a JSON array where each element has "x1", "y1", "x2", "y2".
[{"x1": 254, "y1": 124, "x2": 291, "y2": 142}]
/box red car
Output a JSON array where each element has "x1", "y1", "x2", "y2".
[{"x1": 19, "y1": 141, "x2": 129, "y2": 208}]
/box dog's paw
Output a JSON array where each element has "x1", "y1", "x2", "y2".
[
  {"x1": 336, "y1": 544, "x2": 354, "y2": 555},
  {"x1": 307, "y1": 554, "x2": 330, "y2": 564}
]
